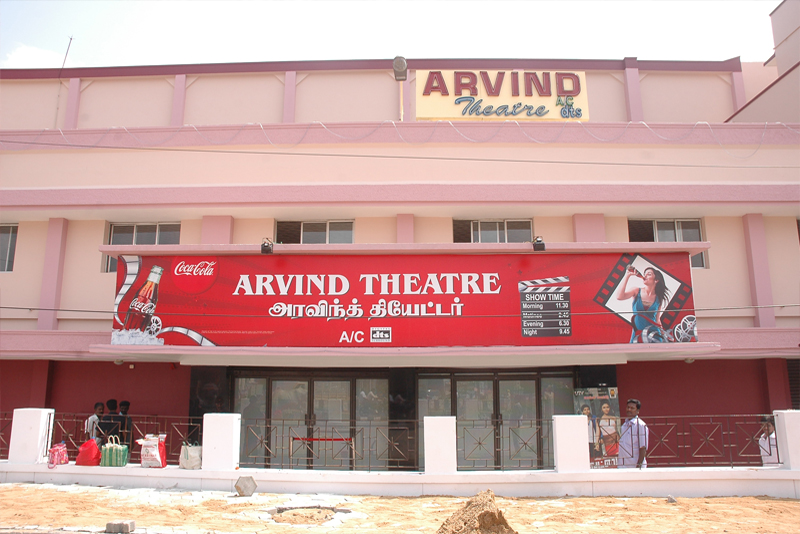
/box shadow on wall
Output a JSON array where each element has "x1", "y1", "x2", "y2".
[{"x1": 6, "y1": 361, "x2": 195, "y2": 417}]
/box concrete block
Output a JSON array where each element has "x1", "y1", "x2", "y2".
[
  {"x1": 8, "y1": 408, "x2": 55, "y2": 465},
  {"x1": 774, "y1": 410, "x2": 800, "y2": 470},
  {"x1": 553, "y1": 415, "x2": 590, "y2": 473},
  {"x1": 424, "y1": 416, "x2": 457, "y2": 475},
  {"x1": 235, "y1": 475, "x2": 257, "y2": 496},
  {"x1": 202, "y1": 413, "x2": 241, "y2": 471},
  {"x1": 106, "y1": 520, "x2": 135, "y2": 533}
]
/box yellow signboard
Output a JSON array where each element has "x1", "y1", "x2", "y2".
[{"x1": 416, "y1": 70, "x2": 589, "y2": 121}]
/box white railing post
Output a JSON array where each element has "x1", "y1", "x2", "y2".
[
  {"x1": 774, "y1": 410, "x2": 800, "y2": 470},
  {"x1": 201, "y1": 413, "x2": 241, "y2": 470},
  {"x1": 553, "y1": 415, "x2": 590, "y2": 472},
  {"x1": 423, "y1": 416, "x2": 457, "y2": 474},
  {"x1": 8, "y1": 408, "x2": 54, "y2": 464}
]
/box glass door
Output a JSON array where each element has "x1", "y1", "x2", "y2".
[
  {"x1": 456, "y1": 379, "x2": 496, "y2": 469},
  {"x1": 234, "y1": 377, "x2": 268, "y2": 466},
  {"x1": 311, "y1": 380, "x2": 351, "y2": 469},
  {"x1": 355, "y1": 378, "x2": 389, "y2": 469},
  {"x1": 499, "y1": 379, "x2": 538, "y2": 468},
  {"x1": 271, "y1": 380, "x2": 309, "y2": 468},
  {"x1": 417, "y1": 376, "x2": 452, "y2": 467},
  {"x1": 235, "y1": 374, "x2": 389, "y2": 469},
  {"x1": 540, "y1": 376, "x2": 575, "y2": 467}
]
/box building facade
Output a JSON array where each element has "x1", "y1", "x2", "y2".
[{"x1": 1, "y1": 3, "x2": 798, "y2": 470}]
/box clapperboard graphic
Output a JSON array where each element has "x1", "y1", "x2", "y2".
[{"x1": 518, "y1": 276, "x2": 572, "y2": 338}]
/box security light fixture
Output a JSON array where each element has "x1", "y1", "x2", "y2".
[
  {"x1": 393, "y1": 56, "x2": 408, "y2": 81},
  {"x1": 261, "y1": 237, "x2": 273, "y2": 254},
  {"x1": 532, "y1": 236, "x2": 546, "y2": 251}
]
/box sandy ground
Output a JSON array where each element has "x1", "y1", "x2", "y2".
[{"x1": 0, "y1": 483, "x2": 799, "y2": 534}]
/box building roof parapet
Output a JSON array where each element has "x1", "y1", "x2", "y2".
[
  {"x1": 726, "y1": 61, "x2": 800, "y2": 122},
  {"x1": 4, "y1": 184, "x2": 797, "y2": 216},
  {"x1": 1, "y1": 121, "x2": 797, "y2": 152},
  {"x1": 0, "y1": 57, "x2": 744, "y2": 80}
]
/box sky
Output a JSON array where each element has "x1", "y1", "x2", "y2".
[{"x1": 0, "y1": 0, "x2": 780, "y2": 69}]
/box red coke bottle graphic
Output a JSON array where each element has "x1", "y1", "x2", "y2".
[{"x1": 124, "y1": 266, "x2": 164, "y2": 332}]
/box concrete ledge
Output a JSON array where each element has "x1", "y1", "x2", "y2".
[{"x1": 1, "y1": 462, "x2": 797, "y2": 499}]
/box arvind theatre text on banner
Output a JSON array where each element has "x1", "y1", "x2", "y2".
[
  {"x1": 111, "y1": 253, "x2": 697, "y2": 348},
  {"x1": 416, "y1": 69, "x2": 589, "y2": 121}
]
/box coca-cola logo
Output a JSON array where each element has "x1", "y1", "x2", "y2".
[
  {"x1": 171, "y1": 256, "x2": 218, "y2": 294},
  {"x1": 130, "y1": 298, "x2": 156, "y2": 314},
  {"x1": 175, "y1": 260, "x2": 216, "y2": 277}
]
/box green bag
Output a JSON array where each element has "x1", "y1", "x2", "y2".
[{"x1": 100, "y1": 436, "x2": 129, "y2": 467}]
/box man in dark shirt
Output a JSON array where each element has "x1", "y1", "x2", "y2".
[
  {"x1": 119, "y1": 400, "x2": 133, "y2": 449},
  {"x1": 98, "y1": 398, "x2": 124, "y2": 443}
]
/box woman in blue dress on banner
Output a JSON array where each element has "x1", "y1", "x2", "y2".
[{"x1": 618, "y1": 264, "x2": 671, "y2": 342}]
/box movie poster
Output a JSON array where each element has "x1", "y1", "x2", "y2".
[{"x1": 574, "y1": 387, "x2": 620, "y2": 468}]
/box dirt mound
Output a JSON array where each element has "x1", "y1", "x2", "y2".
[{"x1": 437, "y1": 490, "x2": 518, "y2": 534}]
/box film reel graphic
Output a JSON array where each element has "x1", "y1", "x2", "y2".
[
  {"x1": 672, "y1": 315, "x2": 698, "y2": 342},
  {"x1": 633, "y1": 315, "x2": 697, "y2": 343},
  {"x1": 594, "y1": 253, "x2": 697, "y2": 343},
  {"x1": 145, "y1": 316, "x2": 162, "y2": 336}
]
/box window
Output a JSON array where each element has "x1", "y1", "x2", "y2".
[
  {"x1": 628, "y1": 219, "x2": 706, "y2": 268},
  {"x1": 275, "y1": 221, "x2": 353, "y2": 244},
  {"x1": 453, "y1": 220, "x2": 532, "y2": 243},
  {"x1": 106, "y1": 223, "x2": 181, "y2": 272},
  {"x1": 0, "y1": 225, "x2": 18, "y2": 272}
]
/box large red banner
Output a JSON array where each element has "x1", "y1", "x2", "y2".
[{"x1": 111, "y1": 253, "x2": 697, "y2": 348}]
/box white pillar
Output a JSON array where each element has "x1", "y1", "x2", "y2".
[
  {"x1": 201, "y1": 413, "x2": 241, "y2": 471},
  {"x1": 424, "y1": 416, "x2": 457, "y2": 474},
  {"x1": 8, "y1": 408, "x2": 54, "y2": 464},
  {"x1": 774, "y1": 410, "x2": 800, "y2": 470},
  {"x1": 553, "y1": 415, "x2": 590, "y2": 473}
]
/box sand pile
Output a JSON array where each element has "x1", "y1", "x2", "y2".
[{"x1": 437, "y1": 489, "x2": 518, "y2": 534}]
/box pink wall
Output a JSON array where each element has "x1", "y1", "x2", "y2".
[
  {"x1": 46, "y1": 361, "x2": 192, "y2": 417},
  {"x1": 616, "y1": 359, "x2": 772, "y2": 417}
]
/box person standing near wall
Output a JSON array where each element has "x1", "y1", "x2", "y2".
[
  {"x1": 119, "y1": 400, "x2": 133, "y2": 451},
  {"x1": 84, "y1": 402, "x2": 104, "y2": 445},
  {"x1": 99, "y1": 398, "x2": 123, "y2": 443},
  {"x1": 759, "y1": 416, "x2": 779, "y2": 466},
  {"x1": 618, "y1": 398, "x2": 648, "y2": 468}
]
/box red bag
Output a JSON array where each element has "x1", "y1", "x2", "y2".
[{"x1": 75, "y1": 439, "x2": 102, "y2": 466}]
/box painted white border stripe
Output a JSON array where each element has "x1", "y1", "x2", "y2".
[
  {"x1": 113, "y1": 255, "x2": 141, "y2": 325},
  {"x1": 159, "y1": 327, "x2": 217, "y2": 347}
]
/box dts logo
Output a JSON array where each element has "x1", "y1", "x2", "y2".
[{"x1": 370, "y1": 327, "x2": 392, "y2": 343}]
